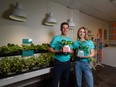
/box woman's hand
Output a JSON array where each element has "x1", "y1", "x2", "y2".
[{"x1": 77, "y1": 56, "x2": 88, "y2": 58}]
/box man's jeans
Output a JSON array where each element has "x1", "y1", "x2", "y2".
[
  {"x1": 74, "y1": 61, "x2": 94, "y2": 87},
  {"x1": 51, "y1": 59, "x2": 70, "y2": 87}
]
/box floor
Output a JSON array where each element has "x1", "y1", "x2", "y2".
[
  {"x1": 93, "y1": 64, "x2": 116, "y2": 87},
  {"x1": 25, "y1": 64, "x2": 116, "y2": 87}
]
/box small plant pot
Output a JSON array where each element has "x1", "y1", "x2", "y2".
[
  {"x1": 63, "y1": 45, "x2": 70, "y2": 52},
  {"x1": 77, "y1": 50, "x2": 84, "y2": 57}
]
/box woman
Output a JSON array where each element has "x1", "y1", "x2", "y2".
[{"x1": 73, "y1": 27, "x2": 95, "y2": 87}]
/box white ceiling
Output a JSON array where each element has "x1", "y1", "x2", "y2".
[{"x1": 51, "y1": 0, "x2": 116, "y2": 22}]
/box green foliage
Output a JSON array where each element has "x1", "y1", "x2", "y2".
[
  {"x1": 0, "y1": 57, "x2": 12, "y2": 75},
  {"x1": 10, "y1": 57, "x2": 25, "y2": 72},
  {"x1": 78, "y1": 41, "x2": 96, "y2": 70},
  {"x1": 0, "y1": 46, "x2": 11, "y2": 55},
  {"x1": 0, "y1": 43, "x2": 22, "y2": 56},
  {"x1": 23, "y1": 56, "x2": 36, "y2": 70},
  {"x1": 61, "y1": 40, "x2": 73, "y2": 46},
  {"x1": 35, "y1": 43, "x2": 49, "y2": 51},
  {"x1": 7, "y1": 43, "x2": 22, "y2": 52},
  {"x1": 88, "y1": 57, "x2": 96, "y2": 70},
  {"x1": 88, "y1": 57, "x2": 96, "y2": 62},
  {"x1": 37, "y1": 53, "x2": 53, "y2": 66},
  {"x1": 22, "y1": 44, "x2": 34, "y2": 51},
  {"x1": 0, "y1": 53, "x2": 54, "y2": 76},
  {"x1": 0, "y1": 43, "x2": 50, "y2": 57},
  {"x1": 78, "y1": 41, "x2": 90, "y2": 54},
  {"x1": 0, "y1": 42, "x2": 53, "y2": 77}
]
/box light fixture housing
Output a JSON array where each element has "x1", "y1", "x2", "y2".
[
  {"x1": 9, "y1": 2, "x2": 27, "y2": 22},
  {"x1": 45, "y1": 12, "x2": 57, "y2": 26},
  {"x1": 68, "y1": 18, "x2": 76, "y2": 27}
]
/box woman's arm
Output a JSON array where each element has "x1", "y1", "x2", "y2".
[
  {"x1": 89, "y1": 48, "x2": 95, "y2": 58},
  {"x1": 77, "y1": 48, "x2": 95, "y2": 58}
]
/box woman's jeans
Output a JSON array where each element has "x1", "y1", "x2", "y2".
[
  {"x1": 51, "y1": 59, "x2": 70, "y2": 87},
  {"x1": 74, "y1": 61, "x2": 94, "y2": 87}
]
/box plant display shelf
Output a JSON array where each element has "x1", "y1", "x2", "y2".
[
  {"x1": 95, "y1": 28, "x2": 104, "y2": 67},
  {"x1": 0, "y1": 67, "x2": 52, "y2": 87}
]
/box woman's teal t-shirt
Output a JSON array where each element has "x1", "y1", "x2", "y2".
[
  {"x1": 50, "y1": 35, "x2": 73, "y2": 62},
  {"x1": 73, "y1": 40, "x2": 95, "y2": 56}
]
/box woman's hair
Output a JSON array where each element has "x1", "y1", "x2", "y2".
[{"x1": 77, "y1": 27, "x2": 89, "y2": 40}]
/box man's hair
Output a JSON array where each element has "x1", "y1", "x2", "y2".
[{"x1": 60, "y1": 22, "x2": 69, "y2": 29}]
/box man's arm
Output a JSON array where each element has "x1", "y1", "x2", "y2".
[
  {"x1": 49, "y1": 47, "x2": 74, "y2": 54},
  {"x1": 49, "y1": 47, "x2": 62, "y2": 53}
]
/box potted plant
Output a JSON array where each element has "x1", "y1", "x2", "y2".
[
  {"x1": 61, "y1": 40, "x2": 73, "y2": 52},
  {"x1": 78, "y1": 41, "x2": 96, "y2": 70}
]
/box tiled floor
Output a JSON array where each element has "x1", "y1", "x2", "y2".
[
  {"x1": 93, "y1": 64, "x2": 116, "y2": 87},
  {"x1": 26, "y1": 64, "x2": 116, "y2": 87}
]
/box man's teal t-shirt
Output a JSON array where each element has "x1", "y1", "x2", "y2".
[{"x1": 50, "y1": 35, "x2": 73, "y2": 62}]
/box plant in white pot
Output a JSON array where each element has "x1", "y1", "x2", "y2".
[
  {"x1": 61, "y1": 40, "x2": 73, "y2": 52},
  {"x1": 78, "y1": 41, "x2": 96, "y2": 70}
]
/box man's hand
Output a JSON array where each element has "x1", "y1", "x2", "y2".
[{"x1": 62, "y1": 46, "x2": 70, "y2": 52}]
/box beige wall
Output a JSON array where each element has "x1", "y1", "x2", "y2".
[
  {"x1": 103, "y1": 47, "x2": 116, "y2": 67},
  {"x1": 74, "y1": 12, "x2": 109, "y2": 43},
  {"x1": 0, "y1": 0, "x2": 109, "y2": 46}
]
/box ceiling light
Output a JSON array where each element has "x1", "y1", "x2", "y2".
[
  {"x1": 68, "y1": 18, "x2": 76, "y2": 27},
  {"x1": 9, "y1": 2, "x2": 27, "y2": 22},
  {"x1": 45, "y1": 12, "x2": 57, "y2": 26}
]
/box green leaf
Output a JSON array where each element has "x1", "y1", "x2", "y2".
[{"x1": 88, "y1": 57, "x2": 96, "y2": 70}]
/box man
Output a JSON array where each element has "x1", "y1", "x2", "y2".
[{"x1": 49, "y1": 22, "x2": 73, "y2": 87}]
